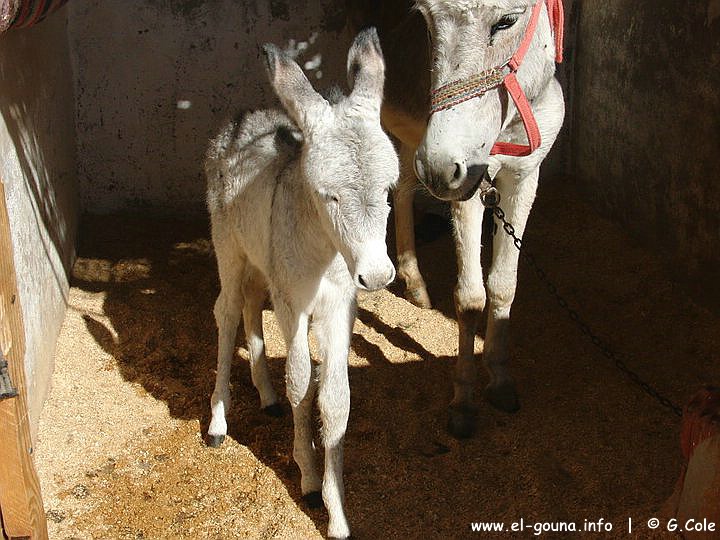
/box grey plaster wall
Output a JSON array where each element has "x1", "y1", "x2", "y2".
[
  {"x1": 571, "y1": 0, "x2": 720, "y2": 306},
  {"x1": 542, "y1": 0, "x2": 575, "y2": 178},
  {"x1": 0, "y1": 10, "x2": 79, "y2": 433},
  {"x1": 68, "y1": 0, "x2": 351, "y2": 214},
  {"x1": 62, "y1": 0, "x2": 720, "y2": 308}
]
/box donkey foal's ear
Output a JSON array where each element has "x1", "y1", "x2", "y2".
[
  {"x1": 261, "y1": 42, "x2": 329, "y2": 133},
  {"x1": 347, "y1": 27, "x2": 385, "y2": 114},
  {"x1": 261, "y1": 43, "x2": 281, "y2": 80}
]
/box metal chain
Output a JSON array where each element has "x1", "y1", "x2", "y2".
[{"x1": 491, "y1": 203, "x2": 683, "y2": 418}]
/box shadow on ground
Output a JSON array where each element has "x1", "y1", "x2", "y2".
[{"x1": 70, "y1": 179, "x2": 720, "y2": 538}]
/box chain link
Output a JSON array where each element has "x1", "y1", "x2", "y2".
[{"x1": 492, "y1": 205, "x2": 683, "y2": 418}]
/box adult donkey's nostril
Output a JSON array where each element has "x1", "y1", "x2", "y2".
[
  {"x1": 453, "y1": 162, "x2": 464, "y2": 180},
  {"x1": 358, "y1": 274, "x2": 368, "y2": 289},
  {"x1": 467, "y1": 163, "x2": 489, "y2": 183}
]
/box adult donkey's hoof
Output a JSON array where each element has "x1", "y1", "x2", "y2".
[
  {"x1": 447, "y1": 404, "x2": 478, "y2": 439},
  {"x1": 262, "y1": 403, "x2": 284, "y2": 417},
  {"x1": 206, "y1": 433, "x2": 225, "y2": 448},
  {"x1": 405, "y1": 285, "x2": 432, "y2": 309},
  {"x1": 301, "y1": 491, "x2": 324, "y2": 509},
  {"x1": 484, "y1": 381, "x2": 520, "y2": 413}
]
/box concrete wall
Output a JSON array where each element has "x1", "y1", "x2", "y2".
[
  {"x1": 542, "y1": 0, "x2": 575, "y2": 178},
  {"x1": 0, "y1": 10, "x2": 79, "y2": 432},
  {"x1": 68, "y1": 0, "x2": 579, "y2": 210},
  {"x1": 571, "y1": 0, "x2": 720, "y2": 307},
  {"x1": 68, "y1": 0, "x2": 351, "y2": 214}
]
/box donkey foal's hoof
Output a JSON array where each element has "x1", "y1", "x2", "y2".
[
  {"x1": 206, "y1": 434, "x2": 225, "y2": 448},
  {"x1": 301, "y1": 491, "x2": 324, "y2": 509},
  {"x1": 262, "y1": 403, "x2": 284, "y2": 417},
  {"x1": 448, "y1": 405, "x2": 478, "y2": 439},
  {"x1": 484, "y1": 382, "x2": 520, "y2": 413}
]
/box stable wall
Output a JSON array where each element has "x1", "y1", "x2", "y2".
[
  {"x1": 571, "y1": 0, "x2": 720, "y2": 307},
  {"x1": 63, "y1": 0, "x2": 720, "y2": 302},
  {"x1": 0, "y1": 10, "x2": 79, "y2": 434},
  {"x1": 68, "y1": 0, "x2": 351, "y2": 214}
]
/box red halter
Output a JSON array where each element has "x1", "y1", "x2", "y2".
[{"x1": 429, "y1": 0, "x2": 564, "y2": 157}]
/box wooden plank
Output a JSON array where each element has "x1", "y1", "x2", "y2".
[{"x1": 0, "y1": 180, "x2": 48, "y2": 540}]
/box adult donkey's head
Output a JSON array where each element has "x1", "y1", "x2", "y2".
[{"x1": 413, "y1": 0, "x2": 561, "y2": 201}]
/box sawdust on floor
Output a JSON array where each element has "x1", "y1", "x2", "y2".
[{"x1": 34, "y1": 180, "x2": 720, "y2": 539}]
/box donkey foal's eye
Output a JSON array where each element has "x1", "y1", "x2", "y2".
[
  {"x1": 490, "y1": 14, "x2": 519, "y2": 37},
  {"x1": 317, "y1": 189, "x2": 338, "y2": 204}
]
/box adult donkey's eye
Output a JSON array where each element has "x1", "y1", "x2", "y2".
[{"x1": 490, "y1": 14, "x2": 520, "y2": 37}]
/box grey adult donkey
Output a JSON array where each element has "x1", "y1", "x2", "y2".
[{"x1": 349, "y1": 0, "x2": 566, "y2": 437}]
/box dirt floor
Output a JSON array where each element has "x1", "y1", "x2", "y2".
[{"x1": 34, "y1": 179, "x2": 720, "y2": 539}]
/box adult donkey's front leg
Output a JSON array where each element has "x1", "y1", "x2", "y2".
[
  {"x1": 449, "y1": 193, "x2": 487, "y2": 438},
  {"x1": 393, "y1": 143, "x2": 431, "y2": 308},
  {"x1": 449, "y1": 166, "x2": 539, "y2": 437},
  {"x1": 484, "y1": 166, "x2": 540, "y2": 413}
]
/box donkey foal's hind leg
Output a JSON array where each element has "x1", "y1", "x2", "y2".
[
  {"x1": 241, "y1": 265, "x2": 281, "y2": 415},
  {"x1": 208, "y1": 247, "x2": 246, "y2": 447}
]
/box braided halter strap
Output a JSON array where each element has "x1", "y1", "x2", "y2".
[{"x1": 429, "y1": 0, "x2": 564, "y2": 157}]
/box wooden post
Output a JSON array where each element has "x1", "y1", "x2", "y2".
[{"x1": 0, "y1": 180, "x2": 48, "y2": 539}]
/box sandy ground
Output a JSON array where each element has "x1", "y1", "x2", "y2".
[{"x1": 34, "y1": 179, "x2": 719, "y2": 539}]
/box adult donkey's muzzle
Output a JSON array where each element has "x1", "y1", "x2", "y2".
[
  {"x1": 414, "y1": 86, "x2": 498, "y2": 202},
  {"x1": 414, "y1": 146, "x2": 489, "y2": 202}
]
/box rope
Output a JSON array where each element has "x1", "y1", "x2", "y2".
[{"x1": 1, "y1": 0, "x2": 69, "y2": 32}]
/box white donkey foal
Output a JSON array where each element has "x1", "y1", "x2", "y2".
[{"x1": 205, "y1": 29, "x2": 398, "y2": 539}]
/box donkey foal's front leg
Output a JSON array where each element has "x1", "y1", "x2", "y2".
[
  {"x1": 276, "y1": 309, "x2": 322, "y2": 501},
  {"x1": 313, "y1": 293, "x2": 354, "y2": 539}
]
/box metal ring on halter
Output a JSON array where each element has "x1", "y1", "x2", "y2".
[{"x1": 478, "y1": 171, "x2": 500, "y2": 208}]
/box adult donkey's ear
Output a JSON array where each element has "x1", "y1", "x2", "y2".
[
  {"x1": 347, "y1": 27, "x2": 385, "y2": 117},
  {"x1": 262, "y1": 43, "x2": 329, "y2": 133}
]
